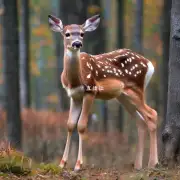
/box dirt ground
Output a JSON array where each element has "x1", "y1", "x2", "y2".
[{"x1": 1, "y1": 164, "x2": 180, "y2": 180}]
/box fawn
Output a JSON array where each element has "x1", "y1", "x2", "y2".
[{"x1": 48, "y1": 14, "x2": 158, "y2": 171}]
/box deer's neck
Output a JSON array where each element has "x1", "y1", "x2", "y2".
[{"x1": 63, "y1": 49, "x2": 82, "y2": 88}]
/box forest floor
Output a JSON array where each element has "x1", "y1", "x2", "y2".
[
  {"x1": 0, "y1": 148, "x2": 180, "y2": 180},
  {"x1": 1, "y1": 164, "x2": 180, "y2": 180}
]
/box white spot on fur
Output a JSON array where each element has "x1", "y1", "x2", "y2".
[
  {"x1": 87, "y1": 74, "x2": 91, "y2": 79},
  {"x1": 96, "y1": 70, "x2": 98, "y2": 76},
  {"x1": 91, "y1": 58, "x2": 94, "y2": 62},
  {"x1": 141, "y1": 62, "x2": 147, "y2": 67},
  {"x1": 125, "y1": 69, "x2": 128, "y2": 74},
  {"x1": 121, "y1": 63, "x2": 124, "y2": 67},
  {"x1": 86, "y1": 62, "x2": 90, "y2": 68},
  {"x1": 115, "y1": 55, "x2": 122, "y2": 59}
]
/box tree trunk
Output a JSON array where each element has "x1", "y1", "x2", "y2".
[
  {"x1": 133, "y1": 0, "x2": 143, "y2": 54},
  {"x1": 0, "y1": 0, "x2": 5, "y2": 108},
  {"x1": 20, "y1": 0, "x2": 31, "y2": 108},
  {"x1": 161, "y1": 0, "x2": 172, "y2": 124},
  {"x1": 89, "y1": 0, "x2": 108, "y2": 132},
  {"x1": 116, "y1": 0, "x2": 124, "y2": 132},
  {"x1": 52, "y1": 0, "x2": 69, "y2": 112},
  {"x1": 161, "y1": 0, "x2": 180, "y2": 167},
  {"x1": 2, "y1": 0, "x2": 22, "y2": 149},
  {"x1": 129, "y1": 0, "x2": 144, "y2": 144}
]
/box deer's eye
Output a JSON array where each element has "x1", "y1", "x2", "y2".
[
  {"x1": 65, "y1": 33, "x2": 70, "y2": 37},
  {"x1": 80, "y1": 33, "x2": 84, "y2": 37}
]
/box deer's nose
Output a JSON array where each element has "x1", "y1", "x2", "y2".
[{"x1": 72, "y1": 41, "x2": 82, "y2": 48}]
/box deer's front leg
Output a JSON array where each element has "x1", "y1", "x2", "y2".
[
  {"x1": 59, "y1": 98, "x2": 82, "y2": 168},
  {"x1": 74, "y1": 93, "x2": 95, "y2": 171}
]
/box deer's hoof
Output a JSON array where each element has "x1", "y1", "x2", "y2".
[
  {"x1": 148, "y1": 161, "x2": 159, "y2": 169},
  {"x1": 59, "y1": 159, "x2": 67, "y2": 169},
  {"x1": 74, "y1": 160, "x2": 82, "y2": 172}
]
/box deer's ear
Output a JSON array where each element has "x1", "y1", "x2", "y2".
[
  {"x1": 48, "y1": 14, "x2": 63, "y2": 32},
  {"x1": 82, "y1": 14, "x2": 100, "y2": 32}
]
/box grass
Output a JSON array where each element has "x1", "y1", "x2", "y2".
[
  {"x1": 1, "y1": 148, "x2": 180, "y2": 180},
  {"x1": 1, "y1": 144, "x2": 180, "y2": 179},
  {"x1": 0, "y1": 146, "x2": 84, "y2": 180}
]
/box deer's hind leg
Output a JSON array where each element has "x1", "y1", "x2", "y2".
[
  {"x1": 119, "y1": 88, "x2": 158, "y2": 169},
  {"x1": 117, "y1": 94, "x2": 147, "y2": 170}
]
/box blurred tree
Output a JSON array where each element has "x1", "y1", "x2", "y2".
[
  {"x1": 161, "y1": 0, "x2": 180, "y2": 166},
  {"x1": 0, "y1": 0, "x2": 5, "y2": 106},
  {"x1": 89, "y1": 0, "x2": 108, "y2": 133},
  {"x1": 52, "y1": 0, "x2": 69, "y2": 112},
  {"x1": 2, "y1": 0, "x2": 22, "y2": 149},
  {"x1": 161, "y1": 0, "x2": 172, "y2": 123},
  {"x1": 116, "y1": 0, "x2": 125, "y2": 133},
  {"x1": 20, "y1": 0, "x2": 31, "y2": 108},
  {"x1": 133, "y1": 0, "x2": 143, "y2": 54},
  {"x1": 129, "y1": 0, "x2": 144, "y2": 144}
]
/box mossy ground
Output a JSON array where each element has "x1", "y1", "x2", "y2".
[{"x1": 0, "y1": 148, "x2": 180, "y2": 179}]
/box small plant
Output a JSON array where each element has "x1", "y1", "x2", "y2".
[
  {"x1": 38, "y1": 163, "x2": 62, "y2": 175},
  {"x1": 0, "y1": 145, "x2": 32, "y2": 176}
]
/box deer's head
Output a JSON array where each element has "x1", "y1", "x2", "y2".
[{"x1": 48, "y1": 14, "x2": 100, "y2": 52}]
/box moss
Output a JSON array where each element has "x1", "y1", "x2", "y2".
[
  {"x1": 0, "y1": 148, "x2": 63, "y2": 178},
  {"x1": 37, "y1": 163, "x2": 62, "y2": 175},
  {"x1": 0, "y1": 149, "x2": 32, "y2": 176}
]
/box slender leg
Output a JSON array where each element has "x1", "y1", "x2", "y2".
[
  {"x1": 148, "y1": 129, "x2": 158, "y2": 168},
  {"x1": 147, "y1": 109, "x2": 158, "y2": 168},
  {"x1": 74, "y1": 94, "x2": 95, "y2": 171},
  {"x1": 117, "y1": 90, "x2": 158, "y2": 170},
  {"x1": 116, "y1": 95, "x2": 147, "y2": 170},
  {"x1": 59, "y1": 131, "x2": 72, "y2": 168},
  {"x1": 136, "y1": 106, "x2": 158, "y2": 168},
  {"x1": 59, "y1": 98, "x2": 82, "y2": 168},
  {"x1": 134, "y1": 114, "x2": 147, "y2": 170}
]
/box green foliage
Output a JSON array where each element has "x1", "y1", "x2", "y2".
[
  {"x1": 37, "y1": 163, "x2": 62, "y2": 175},
  {"x1": 0, "y1": 150, "x2": 32, "y2": 176},
  {"x1": 0, "y1": 148, "x2": 63, "y2": 178}
]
